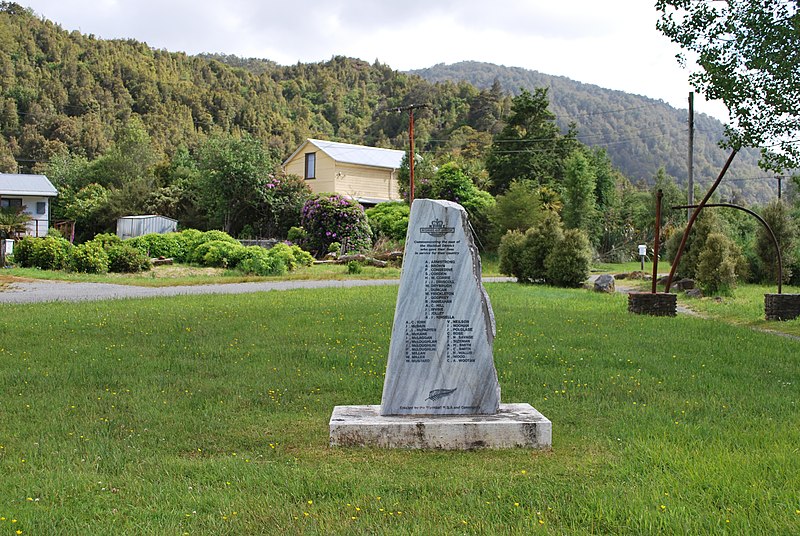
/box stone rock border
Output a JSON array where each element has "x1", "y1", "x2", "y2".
[
  {"x1": 764, "y1": 294, "x2": 800, "y2": 321},
  {"x1": 628, "y1": 292, "x2": 677, "y2": 317}
]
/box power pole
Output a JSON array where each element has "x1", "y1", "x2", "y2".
[
  {"x1": 393, "y1": 104, "x2": 428, "y2": 205},
  {"x1": 777, "y1": 175, "x2": 782, "y2": 200},
  {"x1": 687, "y1": 92, "x2": 694, "y2": 221}
]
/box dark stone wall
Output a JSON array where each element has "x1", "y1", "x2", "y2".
[
  {"x1": 628, "y1": 292, "x2": 677, "y2": 317},
  {"x1": 764, "y1": 294, "x2": 800, "y2": 321}
]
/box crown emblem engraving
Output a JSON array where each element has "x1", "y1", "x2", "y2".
[{"x1": 420, "y1": 219, "x2": 455, "y2": 237}]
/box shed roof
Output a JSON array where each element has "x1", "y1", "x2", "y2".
[
  {"x1": 284, "y1": 139, "x2": 405, "y2": 170},
  {"x1": 0, "y1": 174, "x2": 58, "y2": 197},
  {"x1": 118, "y1": 214, "x2": 178, "y2": 222}
]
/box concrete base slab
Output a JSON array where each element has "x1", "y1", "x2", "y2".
[{"x1": 329, "y1": 403, "x2": 551, "y2": 450}]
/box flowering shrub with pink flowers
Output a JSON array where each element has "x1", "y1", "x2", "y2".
[{"x1": 300, "y1": 194, "x2": 372, "y2": 257}]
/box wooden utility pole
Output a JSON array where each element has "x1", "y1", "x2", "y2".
[
  {"x1": 687, "y1": 92, "x2": 694, "y2": 221},
  {"x1": 777, "y1": 176, "x2": 782, "y2": 199},
  {"x1": 393, "y1": 104, "x2": 428, "y2": 205}
]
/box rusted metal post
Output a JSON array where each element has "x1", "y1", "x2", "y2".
[
  {"x1": 652, "y1": 189, "x2": 663, "y2": 294},
  {"x1": 665, "y1": 148, "x2": 738, "y2": 293}
]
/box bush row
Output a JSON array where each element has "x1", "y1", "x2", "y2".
[
  {"x1": 125, "y1": 229, "x2": 313, "y2": 275},
  {"x1": 12, "y1": 229, "x2": 314, "y2": 276},
  {"x1": 13, "y1": 234, "x2": 151, "y2": 274}
]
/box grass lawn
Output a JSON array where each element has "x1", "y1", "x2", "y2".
[
  {"x1": 620, "y1": 276, "x2": 800, "y2": 339},
  {"x1": 1, "y1": 284, "x2": 799, "y2": 534},
  {"x1": 1, "y1": 252, "x2": 506, "y2": 287},
  {"x1": 681, "y1": 284, "x2": 800, "y2": 337}
]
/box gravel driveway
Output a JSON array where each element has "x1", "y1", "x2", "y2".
[{"x1": 0, "y1": 277, "x2": 515, "y2": 304}]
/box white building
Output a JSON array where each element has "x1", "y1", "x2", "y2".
[{"x1": 0, "y1": 173, "x2": 58, "y2": 237}]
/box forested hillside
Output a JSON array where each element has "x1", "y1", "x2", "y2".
[
  {"x1": 1, "y1": 3, "x2": 778, "y2": 203},
  {"x1": 0, "y1": 3, "x2": 510, "y2": 170},
  {"x1": 409, "y1": 62, "x2": 774, "y2": 203}
]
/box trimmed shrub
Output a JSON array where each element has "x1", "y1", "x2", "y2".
[
  {"x1": 31, "y1": 236, "x2": 73, "y2": 271},
  {"x1": 188, "y1": 230, "x2": 240, "y2": 264},
  {"x1": 498, "y1": 230, "x2": 526, "y2": 281},
  {"x1": 90, "y1": 233, "x2": 122, "y2": 250},
  {"x1": 237, "y1": 247, "x2": 287, "y2": 277},
  {"x1": 108, "y1": 244, "x2": 151, "y2": 273},
  {"x1": 11, "y1": 236, "x2": 36, "y2": 267},
  {"x1": 545, "y1": 229, "x2": 592, "y2": 288},
  {"x1": 520, "y1": 213, "x2": 564, "y2": 283},
  {"x1": 235, "y1": 243, "x2": 313, "y2": 276},
  {"x1": 288, "y1": 244, "x2": 314, "y2": 269},
  {"x1": 696, "y1": 232, "x2": 742, "y2": 295},
  {"x1": 47, "y1": 227, "x2": 64, "y2": 239},
  {"x1": 70, "y1": 241, "x2": 109, "y2": 274},
  {"x1": 300, "y1": 194, "x2": 372, "y2": 256},
  {"x1": 266, "y1": 243, "x2": 313, "y2": 271},
  {"x1": 194, "y1": 240, "x2": 246, "y2": 268},
  {"x1": 128, "y1": 232, "x2": 187, "y2": 260},
  {"x1": 498, "y1": 214, "x2": 565, "y2": 284},
  {"x1": 366, "y1": 202, "x2": 410, "y2": 242},
  {"x1": 287, "y1": 226, "x2": 307, "y2": 243},
  {"x1": 176, "y1": 229, "x2": 205, "y2": 261}
]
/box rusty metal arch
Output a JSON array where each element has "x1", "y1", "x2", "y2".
[{"x1": 673, "y1": 203, "x2": 784, "y2": 294}]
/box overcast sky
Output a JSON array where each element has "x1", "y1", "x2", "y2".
[{"x1": 19, "y1": 0, "x2": 729, "y2": 121}]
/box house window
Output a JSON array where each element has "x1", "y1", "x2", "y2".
[
  {"x1": 36, "y1": 201, "x2": 46, "y2": 215},
  {"x1": 0, "y1": 198, "x2": 22, "y2": 209},
  {"x1": 304, "y1": 152, "x2": 316, "y2": 180}
]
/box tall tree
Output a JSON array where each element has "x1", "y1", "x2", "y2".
[
  {"x1": 562, "y1": 151, "x2": 599, "y2": 242},
  {"x1": 197, "y1": 134, "x2": 276, "y2": 235},
  {"x1": 485, "y1": 88, "x2": 578, "y2": 195},
  {"x1": 656, "y1": 0, "x2": 800, "y2": 171}
]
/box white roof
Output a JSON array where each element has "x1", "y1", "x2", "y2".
[
  {"x1": 284, "y1": 139, "x2": 405, "y2": 169},
  {"x1": 0, "y1": 174, "x2": 58, "y2": 197}
]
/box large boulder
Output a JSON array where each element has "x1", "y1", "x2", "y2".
[
  {"x1": 676, "y1": 278, "x2": 696, "y2": 291},
  {"x1": 593, "y1": 274, "x2": 616, "y2": 293}
]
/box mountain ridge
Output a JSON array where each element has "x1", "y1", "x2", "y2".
[{"x1": 408, "y1": 61, "x2": 773, "y2": 203}]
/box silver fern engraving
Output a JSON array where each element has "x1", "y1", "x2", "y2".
[{"x1": 425, "y1": 388, "x2": 457, "y2": 402}]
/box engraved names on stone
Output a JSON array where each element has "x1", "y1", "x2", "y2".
[{"x1": 380, "y1": 199, "x2": 501, "y2": 416}]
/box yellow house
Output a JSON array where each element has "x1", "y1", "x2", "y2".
[{"x1": 283, "y1": 139, "x2": 405, "y2": 205}]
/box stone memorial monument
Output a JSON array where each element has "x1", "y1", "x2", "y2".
[{"x1": 329, "y1": 199, "x2": 551, "y2": 449}]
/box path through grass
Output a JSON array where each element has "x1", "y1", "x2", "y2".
[{"x1": 1, "y1": 284, "x2": 798, "y2": 534}]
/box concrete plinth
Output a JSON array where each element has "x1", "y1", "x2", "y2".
[{"x1": 329, "y1": 403, "x2": 551, "y2": 450}]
